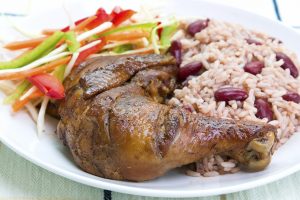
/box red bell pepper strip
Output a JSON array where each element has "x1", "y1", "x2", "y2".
[
  {"x1": 75, "y1": 39, "x2": 106, "y2": 66},
  {"x1": 109, "y1": 6, "x2": 123, "y2": 20},
  {"x1": 61, "y1": 7, "x2": 135, "y2": 32},
  {"x1": 86, "y1": 8, "x2": 111, "y2": 29},
  {"x1": 61, "y1": 8, "x2": 110, "y2": 32},
  {"x1": 27, "y1": 73, "x2": 65, "y2": 99},
  {"x1": 111, "y1": 9, "x2": 136, "y2": 26}
]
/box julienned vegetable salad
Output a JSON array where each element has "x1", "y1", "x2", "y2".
[{"x1": 0, "y1": 6, "x2": 179, "y2": 134}]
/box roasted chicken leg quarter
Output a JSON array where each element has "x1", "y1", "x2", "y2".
[{"x1": 57, "y1": 54, "x2": 276, "y2": 181}]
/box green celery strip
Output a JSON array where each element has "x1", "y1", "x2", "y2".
[
  {"x1": 0, "y1": 31, "x2": 65, "y2": 70},
  {"x1": 65, "y1": 31, "x2": 80, "y2": 53},
  {"x1": 3, "y1": 80, "x2": 31, "y2": 104}
]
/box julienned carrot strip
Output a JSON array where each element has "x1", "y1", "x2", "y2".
[
  {"x1": 55, "y1": 38, "x2": 66, "y2": 48},
  {"x1": 99, "y1": 22, "x2": 156, "y2": 37},
  {"x1": 44, "y1": 15, "x2": 101, "y2": 36},
  {"x1": 105, "y1": 30, "x2": 150, "y2": 41},
  {"x1": 4, "y1": 37, "x2": 47, "y2": 50},
  {"x1": 12, "y1": 90, "x2": 43, "y2": 112},
  {"x1": 0, "y1": 56, "x2": 71, "y2": 80},
  {"x1": 74, "y1": 15, "x2": 97, "y2": 32},
  {"x1": 42, "y1": 29, "x2": 59, "y2": 35},
  {"x1": 3, "y1": 80, "x2": 31, "y2": 104}
]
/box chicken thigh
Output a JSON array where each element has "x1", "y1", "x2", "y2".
[{"x1": 57, "y1": 54, "x2": 276, "y2": 181}]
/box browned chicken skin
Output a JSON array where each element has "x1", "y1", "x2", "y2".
[{"x1": 57, "y1": 54, "x2": 276, "y2": 181}]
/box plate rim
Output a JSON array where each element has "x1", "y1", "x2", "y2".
[
  {"x1": 1, "y1": 0, "x2": 300, "y2": 197},
  {"x1": 2, "y1": 135, "x2": 300, "y2": 198}
]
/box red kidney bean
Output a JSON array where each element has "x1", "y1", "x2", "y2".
[
  {"x1": 243, "y1": 61, "x2": 265, "y2": 75},
  {"x1": 254, "y1": 98, "x2": 273, "y2": 121},
  {"x1": 187, "y1": 19, "x2": 209, "y2": 36},
  {"x1": 169, "y1": 40, "x2": 182, "y2": 64},
  {"x1": 178, "y1": 61, "x2": 203, "y2": 81},
  {"x1": 276, "y1": 52, "x2": 299, "y2": 78},
  {"x1": 214, "y1": 87, "x2": 248, "y2": 102},
  {"x1": 282, "y1": 92, "x2": 300, "y2": 103},
  {"x1": 245, "y1": 38, "x2": 262, "y2": 45}
]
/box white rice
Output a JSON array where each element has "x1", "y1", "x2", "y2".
[{"x1": 169, "y1": 19, "x2": 300, "y2": 176}]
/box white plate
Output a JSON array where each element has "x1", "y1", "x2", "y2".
[{"x1": 0, "y1": 0, "x2": 300, "y2": 198}]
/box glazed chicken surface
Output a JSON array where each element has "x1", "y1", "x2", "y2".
[{"x1": 57, "y1": 54, "x2": 276, "y2": 181}]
